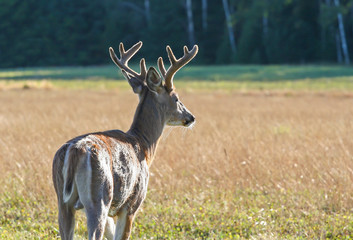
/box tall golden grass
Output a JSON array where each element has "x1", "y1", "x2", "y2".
[{"x1": 1, "y1": 88, "x2": 352, "y2": 211}]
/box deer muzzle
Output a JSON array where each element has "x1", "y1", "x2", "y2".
[{"x1": 183, "y1": 114, "x2": 195, "y2": 127}]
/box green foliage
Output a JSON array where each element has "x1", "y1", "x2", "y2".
[
  {"x1": 1, "y1": 189, "x2": 353, "y2": 239},
  {"x1": 1, "y1": 0, "x2": 353, "y2": 66},
  {"x1": 0, "y1": 0, "x2": 106, "y2": 67}
]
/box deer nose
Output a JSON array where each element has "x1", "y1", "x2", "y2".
[{"x1": 184, "y1": 115, "x2": 195, "y2": 126}]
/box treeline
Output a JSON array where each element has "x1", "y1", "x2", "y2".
[{"x1": 1, "y1": 0, "x2": 353, "y2": 68}]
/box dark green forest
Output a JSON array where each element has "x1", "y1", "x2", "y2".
[{"x1": 1, "y1": 0, "x2": 353, "y2": 68}]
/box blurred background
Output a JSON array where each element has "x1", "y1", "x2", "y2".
[{"x1": 1, "y1": 0, "x2": 353, "y2": 68}]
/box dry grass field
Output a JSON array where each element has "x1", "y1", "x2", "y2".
[{"x1": 1, "y1": 85, "x2": 353, "y2": 238}]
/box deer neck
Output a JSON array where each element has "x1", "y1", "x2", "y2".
[{"x1": 128, "y1": 90, "x2": 165, "y2": 166}]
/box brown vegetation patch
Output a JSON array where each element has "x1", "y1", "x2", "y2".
[{"x1": 0, "y1": 89, "x2": 353, "y2": 210}]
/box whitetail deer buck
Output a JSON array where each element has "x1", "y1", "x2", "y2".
[{"x1": 52, "y1": 41, "x2": 198, "y2": 240}]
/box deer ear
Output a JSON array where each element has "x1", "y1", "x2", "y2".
[
  {"x1": 146, "y1": 67, "x2": 163, "y2": 93},
  {"x1": 122, "y1": 70, "x2": 143, "y2": 94}
]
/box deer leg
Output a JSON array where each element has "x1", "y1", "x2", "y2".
[
  {"x1": 58, "y1": 202, "x2": 76, "y2": 240},
  {"x1": 114, "y1": 207, "x2": 135, "y2": 240},
  {"x1": 84, "y1": 203, "x2": 110, "y2": 240},
  {"x1": 75, "y1": 146, "x2": 114, "y2": 240},
  {"x1": 77, "y1": 176, "x2": 113, "y2": 240},
  {"x1": 104, "y1": 216, "x2": 116, "y2": 240},
  {"x1": 81, "y1": 181, "x2": 112, "y2": 240}
]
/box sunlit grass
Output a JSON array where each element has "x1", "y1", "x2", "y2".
[
  {"x1": 1, "y1": 65, "x2": 353, "y2": 91},
  {"x1": 2, "y1": 77, "x2": 353, "y2": 92},
  {"x1": 1, "y1": 188, "x2": 352, "y2": 239},
  {"x1": 1, "y1": 65, "x2": 353, "y2": 239},
  {"x1": 1, "y1": 64, "x2": 353, "y2": 81},
  {"x1": 0, "y1": 65, "x2": 118, "y2": 80}
]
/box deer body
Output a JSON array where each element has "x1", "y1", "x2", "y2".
[{"x1": 52, "y1": 41, "x2": 198, "y2": 240}]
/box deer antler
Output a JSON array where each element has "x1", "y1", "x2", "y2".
[
  {"x1": 158, "y1": 45, "x2": 198, "y2": 91},
  {"x1": 109, "y1": 41, "x2": 147, "y2": 82}
]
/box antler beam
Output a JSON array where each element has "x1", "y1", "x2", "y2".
[{"x1": 109, "y1": 41, "x2": 147, "y2": 82}]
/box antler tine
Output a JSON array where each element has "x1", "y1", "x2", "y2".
[
  {"x1": 118, "y1": 42, "x2": 125, "y2": 59},
  {"x1": 160, "y1": 45, "x2": 199, "y2": 91},
  {"x1": 157, "y1": 57, "x2": 167, "y2": 77},
  {"x1": 183, "y1": 46, "x2": 189, "y2": 54},
  {"x1": 109, "y1": 41, "x2": 146, "y2": 82},
  {"x1": 166, "y1": 46, "x2": 177, "y2": 64}
]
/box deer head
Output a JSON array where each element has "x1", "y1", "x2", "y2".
[{"x1": 109, "y1": 41, "x2": 198, "y2": 128}]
